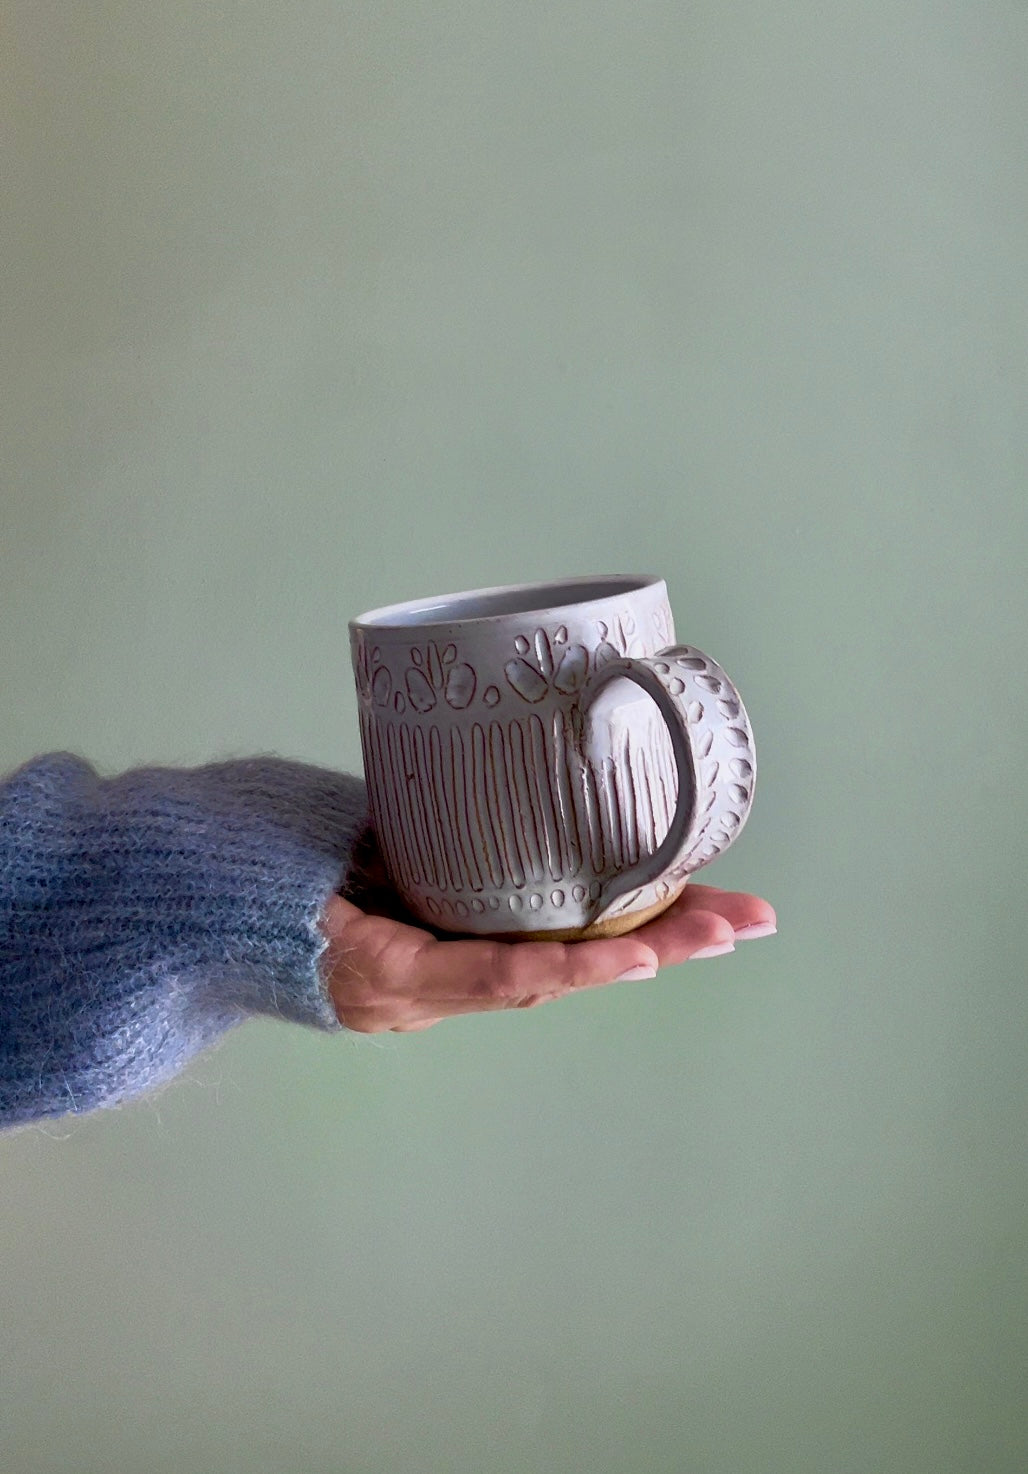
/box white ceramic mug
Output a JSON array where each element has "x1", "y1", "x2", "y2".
[{"x1": 350, "y1": 575, "x2": 755, "y2": 940}]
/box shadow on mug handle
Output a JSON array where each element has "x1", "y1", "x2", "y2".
[{"x1": 578, "y1": 646, "x2": 756, "y2": 927}]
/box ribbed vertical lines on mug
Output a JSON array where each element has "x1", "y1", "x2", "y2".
[
  {"x1": 551, "y1": 708, "x2": 583, "y2": 879},
  {"x1": 507, "y1": 719, "x2": 545, "y2": 886},
  {"x1": 413, "y1": 726, "x2": 449, "y2": 891},
  {"x1": 429, "y1": 725, "x2": 464, "y2": 893},
  {"x1": 579, "y1": 759, "x2": 606, "y2": 876},
  {"x1": 470, "y1": 721, "x2": 505, "y2": 888},
  {"x1": 638, "y1": 747, "x2": 658, "y2": 855},
  {"x1": 500, "y1": 720, "x2": 539, "y2": 885},
  {"x1": 387, "y1": 722, "x2": 422, "y2": 888},
  {"x1": 402, "y1": 724, "x2": 438, "y2": 891},
  {"x1": 618, "y1": 725, "x2": 641, "y2": 869},
  {"x1": 599, "y1": 758, "x2": 623, "y2": 873},
  {"x1": 528, "y1": 713, "x2": 566, "y2": 884},
  {"x1": 487, "y1": 721, "x2": 527, "y2": 890},
  {"x1": 448, "y1": 725, "x2": 484, "y2": 893},
  {"x1": 635, "y1": 721, "x2": 671, "y2": 856},
  {"x1": 363, "y1": 710, "x2": 403, "y2": 890},
  {"x1": 362, "y1": 708, "x2": 679, "y2": 901},
  {"x1": 361, "y1": 708, "x2": 409, "y2": 891}
]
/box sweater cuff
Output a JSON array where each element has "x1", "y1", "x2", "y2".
[
  {"x1": 2, "y1": 754, "x2": 372, "y2": 1125},
  {"x1": 93, "y1": 755, "x2": 372, "y2": 1032}
]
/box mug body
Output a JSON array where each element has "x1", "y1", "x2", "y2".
[{"x1": 349, "y1": 576, "x2": 681, "y2": 938}]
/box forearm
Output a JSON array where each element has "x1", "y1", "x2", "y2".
[{"x1": 0, "y1": 752, "x2": 369, "y2": 1129}]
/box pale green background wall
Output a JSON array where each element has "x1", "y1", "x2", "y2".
[{"x1": 2, "y1": 4, "x2": 1026, "y2": 1472}]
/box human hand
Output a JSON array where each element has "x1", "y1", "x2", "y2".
[{"x1": 320, "y1": 869, "x2": 777, "y2": 1034}]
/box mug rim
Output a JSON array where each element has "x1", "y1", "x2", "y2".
[{"x1": 350, "y1": 574, "x2": 665, "y2": 633}]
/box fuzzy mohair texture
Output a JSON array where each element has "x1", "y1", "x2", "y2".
[{"x1": 1, "y1": 753, "x2": 369, "y2": 1129}]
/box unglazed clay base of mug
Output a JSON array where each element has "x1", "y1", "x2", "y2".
[{"x1": 480, "y1": 878, "x2": 689, "y2": 943}]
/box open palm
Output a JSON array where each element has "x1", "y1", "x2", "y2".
[{"x1": 320, "y1": 875, "x2": 776, "y2": 1034}]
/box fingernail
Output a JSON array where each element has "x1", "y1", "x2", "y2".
[
  {"x1": 615, "y1": 964, "x2": 659, "y2": 982},
  {"x1": 690, "y1": 941, "x2": 736, "y2": 960},
  {"x1": 734, "y1": 922, "x2": 778, "y2": 941}
]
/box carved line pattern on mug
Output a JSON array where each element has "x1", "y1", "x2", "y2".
[{"x1": 358, "y1": 704, "x2": 678, "y2": 911}]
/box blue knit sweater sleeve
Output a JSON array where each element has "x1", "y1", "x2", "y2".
[{"x1": 0, "y1": 753, "x2": 369, "y2": 1129}]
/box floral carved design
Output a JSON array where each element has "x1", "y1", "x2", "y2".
[
  {"x1": 503, "y1": 625, "x2": 591, "y2": 703},
  {"x1": 363, "y1": 602, "x2": 675, "y2": 717},
  {"x1": 404, "y1": 641, "x2": 477, "y2": 714},
  {"x1": 355, "y1": 635, "x2": 394, "y2": 709},
  {"x1": 599, "y1": 609, "x2": 649, "y2": 660},
  {"x1": 354, "y1": 633, "x2": 373, "y2": 701},
  {"x1": 501, "y1": 608, "x2": 658, "y2": 705}
]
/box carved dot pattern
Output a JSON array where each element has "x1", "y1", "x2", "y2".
[{"x1": 645, "y1": 645, "x2": 756, "y2": 881}]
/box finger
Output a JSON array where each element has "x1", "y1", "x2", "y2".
[
  {"x1": 390, "y1": 1017, "x2": 444, "y2": 1032},
  {"x1": 405, "y1": 932, "x2": 662, "y2": 1017},
  {"x1": 666, "y1": 884, "x2": 777, "y2": 935}
]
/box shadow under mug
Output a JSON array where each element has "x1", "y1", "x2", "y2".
[{"x1": 350, "y1": 574, "x2": 755, "y2": 940}]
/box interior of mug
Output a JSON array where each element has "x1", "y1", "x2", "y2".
[{"x1": 355, "y1": 575, "x2": 659, "y2": 628}]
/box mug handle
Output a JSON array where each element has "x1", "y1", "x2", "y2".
[{"x1": 577, "y1": 645, "x2": 756, "y2": 924}]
